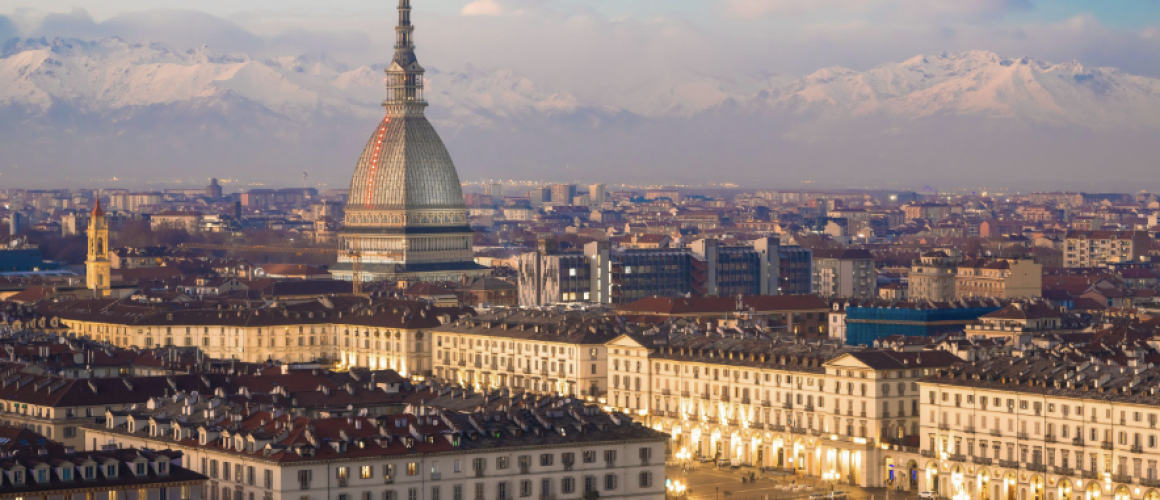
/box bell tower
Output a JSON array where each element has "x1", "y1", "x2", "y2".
[{"x1": 86, "y1": 199, "x2": 111, "y2": 297}]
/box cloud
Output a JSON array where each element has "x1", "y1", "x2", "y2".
[
  {"x1": 461, "y1": 0, "x2": 506, "y2": 16},
  {"x1": 0, "y1": 15, "x2": 17, "y2": 40}
]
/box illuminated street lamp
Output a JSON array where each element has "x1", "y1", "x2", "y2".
[{"x1": 823, "y1": 470, "x2": 840, "y2": 491}]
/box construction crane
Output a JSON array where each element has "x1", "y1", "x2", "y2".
[{"x1": 178, "y1": 242, "x2": 365, "y2": 295}]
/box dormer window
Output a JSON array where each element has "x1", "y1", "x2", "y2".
[
  {"x1": 136, "y1": 462, "x2": 147, "y2": 475},
  {"x1": 12, "y1": 470, "x2": 24, "y2": 485},
  {"x1": 157, "y1": 462, "x2": 168, "y2": 474},
  {"x1": 106, "y1": 464, "x2": 118, "y2": 477},
  {"x1": 84, "y1": 466, "x2": 95, "y2": 479},
  {"x1": 37, "y1": 468, "x2": 48, "y2": 483}
]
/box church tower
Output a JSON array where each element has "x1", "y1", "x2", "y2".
[
  {"x1": 86, "y1": 199, "x2": 111, "y2": 297},
  {"x1": 334, "y1": 0, "x2": 489, "y2": 283}
]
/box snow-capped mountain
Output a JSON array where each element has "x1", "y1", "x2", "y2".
[
  {"x1": 0, "y1": 37, "x2": 622, "y2": 126},
  {"x1": 1, "y1": 39, "x2": 1159, "y2": 188},
  {"x1": 726, "y1": 51, "x2": 1160, "y2": 128}
]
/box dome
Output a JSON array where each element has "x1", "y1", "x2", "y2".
[{"x1": 346, "y1": 114, "x2": 465, "y2": 210}]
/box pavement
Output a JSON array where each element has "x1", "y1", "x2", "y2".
[{"x1": 668, "y1": 465, "x2": 921, "y2": 500}]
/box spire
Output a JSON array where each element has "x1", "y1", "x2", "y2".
[
  {"x1": 92, "y1": 199, "x2": 104, "y2": 217},
  {"x1": 384, "y1": 0, "x2": 426, "y2": 115}
]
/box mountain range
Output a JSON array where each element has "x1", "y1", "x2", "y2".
[{"x1": 2, "y1": 38, "x2": 1158, "y2": 189}]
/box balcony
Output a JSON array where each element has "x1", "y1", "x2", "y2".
[
  {"x1": 1131, "y1": 445, "x2": 1144, "y2": 453},
  {"x1": 431, "y1": 472, "x2": 442, "y2": 480},
  {"x1": 662, "y1": 389, "x2": 671, "y2": 396},
  {"x1": 921, "y1": 450, "x2": 936, "y2": 458},
  {"x1": 727, "y1": 419, "x2": 740, "y2": 426},
  {"x1": 474, "y1": 470, "x2": 485, "y2": 478},
  {"x1": 963, "y1": 426, "x2": 976, "y2": 434},
  {"x1": 1016, "y1": 432, "x2": 1029, "y2": 440},
  {"x1": 1073, "y1": 438, "x2": 1085, "y2": 446},
  {"x1": 790, "y1": 427, "x2": 807, "y2": 435},
  {"x1": 1140, "y1": 478, "x2": 1160, "y2": 488},
  {"x1": 938, "y1": 423, "x2": 950, "y2": 431},
  {"x1": 1101, "y1": 442, "x2": 1114, "y2": 450},
  {"x1": 741, "y1": 398, "x2": 751, "y2": 405},
  {"x1": 990, "y1": 429, "x2": 1002, "y2": 437},
  {"x1": 767, "y1": 424, "x2": 785, "y2": 432},
  {"x1": 804, "y1": 404, "x2": 815, "y2": 412},
  {"x1": 1044, "y1": 435, "x2": 1056, "y2": 443},
  {"x1": 761, "y1": 400, "x2": 771, "y2": 408},
  {"x1": 705, "y1": 416, "x2": 718, "y2": 424},
  {"x1": 1082, "y1": 471, "x2": 1099, "y2": 480},
  {"x1": 1112, "y1": 475, "x2": 1133, "y2": 484},
  {"x1": 519, "y1": 466, "x2": 529, "y2": 474},
  {"x1": 999, "y1": 460, "x2": 1020, "y2": 469},
  {"x1": 681, "y1": 391, "x2": 690, "y2": 398},
  {"x1": 948, "y1": 454, "x2": 966, "y2": 463},
  {"x1": 720, "y1": 395, "x2": 731, "y2": 403},
  {"x1": 1026, "y1": 463, "x2": 1047, "y2": 473},
  {"x1": 563, "y1": 462, "x2": 574, "y2": 471},
  {"x1": 1053, "y1": 467, "x2": 1073, "y2": 476},
  {"x1": 972, "y1": 457, "x2": 993, "y2": 466},
  {"x1": 783, "y1": 403, "x2": 794, "y2": 410},
  {"x1": 384, "y1": 475, "x2": 395, "y2": 484},
  {"x1": 337, "y1": 478, "x2": 349, "y2": 487}
]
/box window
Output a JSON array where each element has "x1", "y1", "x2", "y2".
[
  {"x1": 362, "y1": 466, "x2": 373, "y2": 479},
  {"x1": 540, "y1": 454, "x2": 554, "y2": 466},
  {"x1": 603, "y1": 450, "x2": 617, "y2": 465},
  {"x1": 639, "y1": 472, "x2": 653, "y2": 488},
  {"x1": 584, "y1": 476, "x2": 597, "y2": 493},
  {"x1": 453, "y1": 486, "x2": 462, "y2": 500},
  {"x1": 639, "y1": 446, "x2": 653, "y2": 464},
  {"x1": 605, "y1": 474, "x2": 618, "y2": 490},
  {"x1": 265, "y1": 470, "x2": 273, "y2": 489},
  {"x1": 408, "y1": 463, "x2": 419, "y2": 476},
  {"x1": 497, "y1": 457, "x2": 509, "y2": 469},
  {"x1": 521, "y1": 481, "x2": 532, "y2": 497},
  {"x1": 583, "y1": 451, "x2": 596, "y2": 463},
  {"x1": 562, "y1": 477, "x2": 575, "y2": 494},
  {"x1": 432, "y1": 487, "x2": 441, "y2": 500},
  {"x1": 298, "y1": 470, "x2": 312, "y2": 490},
  {"x1": 498, "y1": 482, "x2": 509, "y2": 500}
]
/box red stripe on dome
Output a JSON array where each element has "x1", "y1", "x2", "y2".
[{"x1": 364, "y1": 117, "x2": 390, "y2": 207}]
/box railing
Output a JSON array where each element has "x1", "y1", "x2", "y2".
[
  {"x1": 681, "y1": 391, "x2": 690, "y2": 398},
  {"x1": 1140, "y1": 478, "x2": 1160, "y2": 488},
  {"x1": 963, "y1": 426, "x2": 975, "y2": 434},
  {"x1": 384, "y1": 475, "x2": 395, "y2": 484},
  {"x1": 1073, "y1": 438, "x2": 1085, "y2": 446},
  {"x1": 1132, "y1": 445, "x2": 1144, "y2": 453},
  {"x1": 783, "y1": 403, "x2": 793, "y2": 410},
  {"x1": 972, "y1": 457, "x2": 993, "y2": 465},
  {"x1": 991, "y1": 429, "x2": 1002, "y2": 437},
  {"x1": 790, "y1": 427, "x2": 807, "y2": 434},
  {"x1": 761, "y1": 400, "x2": 771, "y2": 407},
  {"x1": 1044, "y1": 435, "x2": 1056, "y2": 443},
  {"x1": 519, "y1": 466, "x2": 529, "y2": 474},
  {"x1": 431, "y1": 472, "x2": 442, "y2": 480},
  {"x1": 860, "y1": 411, "x2": 867, "y2": 417},
  {"x1": 563, "y1": 463, "x2": 573, "y2": 471},
  {"x1": 948, "y1": 454, "x2": 966, "y2": 462},
  {"x1": 938, "y1": 424, "x2": 950, "y2": 431},
  {"x1": 705, "y1": 416, "x2": 718, "y2": 424},
  {"x1": 337, "y1": 478, "x2": 349, "y2": 487},
  {"x1": 1112, "y1": 475, "x2": 1133, "y2": 484},
  {"x1": 1017, "y1": 432, "x2": 1029, "y2": 440},
  {"x1": 767, "y1": 424, "x2": 785, "y2": 432},
  {"x1": 1053, "y1": 467, "x2": 1073, "y2": 476},
  {"x1": 921, "y1": 450, "x2": 936, "y2": 458},
  {"x1": 1026, "y1": 463, "x2": 1047, "y2": 473},
  {"x1": 662, "y1": 389, "x2": 671, "y2": 396},
  {"x1": 999, "y1": 460, "x2": 1020, "y2": 469},
  {"x1": 727, "y1": 419, "x2": 740, "y2": 426},
  {"x1": 1082, "y1": 471, "x2": 1099, "y2": 480},
  {"x1": 804, "y1": 405, "x2": 815, "y2": 412},
  {"x1": 741, "y1": 398, "x2": 751, "y2": 405},
  {"x1": 1102, "y1": 442, "x2": 1114, "y2": 450},
  {"x1": 474, "y1": 470, "x2": 485, "y2": 478}
]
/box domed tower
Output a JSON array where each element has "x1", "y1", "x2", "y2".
[{"x1": 334, "y1": 0, "x2": 489, "y2": 283}]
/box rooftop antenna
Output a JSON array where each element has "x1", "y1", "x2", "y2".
[{"x1": 302, "y1": 172, "x2": 308, "y2": 189}]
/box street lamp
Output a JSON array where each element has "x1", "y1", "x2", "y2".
[{"x1": 823, "y1": 470, "x2": 840, "y2": 491}]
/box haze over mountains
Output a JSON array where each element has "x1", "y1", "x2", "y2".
[{"x1": 2, "y1": 37, "x2": 1158, "y2": 190}]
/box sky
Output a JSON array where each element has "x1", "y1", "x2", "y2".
[{"x1": 3, "y1": 0, "x2": 1160, "y2": 106}]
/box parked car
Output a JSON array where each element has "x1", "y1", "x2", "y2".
[{"x1": 919, "y1": 492, "x2": 938, "y2": 500}]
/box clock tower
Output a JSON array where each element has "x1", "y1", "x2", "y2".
[{"x1": 86, "y1": 199, "x2": 111, "y2": 298}]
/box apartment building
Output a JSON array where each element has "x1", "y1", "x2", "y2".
[
  {"x1": 954, "y1": 258, "x2": 1043, "y2": 300},
  {"x1": 85, "y1": 399, "x2": 666, "y2": 500},
  {"x1": 914, "y1": 353, "x2": 1160, "y2": 500},
  {"x1": 606, "y1": 334, "x2": 958, "y2": 487},
  {"x1": 429, "y1": 309, "x2": 616, "y2": 399},
  {"x1": 910, "y1": 250, "x2": 963, "y2": 302},
  {"x1": 1064, "y1": 231, "x2": 1152, "y2": 268},
  {"x1": 812, "y1": 249, "x2": 877, "y2": 299},
  {"x1": 517, "y1": 238, "x2": 779, "y2": 306},
  {"x1": 34, "y1": 297, "x2": 457, "y2": 374},
  {"x1": 0, "y1": 448, "x2": 206, "y2": 500}
]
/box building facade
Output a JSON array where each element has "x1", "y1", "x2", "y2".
[{"x1": 812, "y1": 249, "x2": 877, "y2": 299}]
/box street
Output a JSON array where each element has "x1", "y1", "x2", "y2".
[{"x1": 668, "y1": 465, "x2": 921, "y2": 500}]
